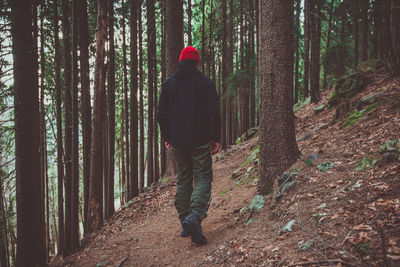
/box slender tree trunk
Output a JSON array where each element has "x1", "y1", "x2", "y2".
[
  {"x1": 221, "y1": 0, "x2": 227, "y2": 149},
  {"x1": 303, "y1": 0, "x2": 310, "y2": 99},
  {"x1": 187, "y1": 0, "x2": 192, "y2": 46},
  {"x1": 71, "y1": 0, "x2": 80, "y2": 252},
  {"x1": 258, "y1": 0, "x2": 300, "y2": 195},
  {"x1": 129, "y1": 0, "x2": 140, "y2": 199},
  {"x1": 153, "y1": 0, "x2": 159, "y2": 183},
  {"x1": 88, "y1": 0, "x2": 107, "y2": 233},
  {"x1": 164, "y1": 0, "x2": 183, "y2": 177},
  {"x1": 79, "y1": 0, "x2": 92, "y2": 234},
  {"x1": 201, "y1": 0, "x2": 206, "y2": 72},
  {"x1": 160, "y1": 0, "x2": 167, "y2": 178},
  {"x1": 107, "y1": 0, "x2": 116, "y2": 217},
  {"x1": 354, "y1": 0, "x2": 360, "y2": 67},
  {"x1": 122, "y1": 0, "x2": 129, "y2": 200},
  {"x1": 362, "y1": 0, "x2": 369, "y2": 61},
  {"x1": 249, "y1": 0, "x2": 256, "y2": 126},
  {"x1": 226, "y1": 0, "x2": 234, "y2": 146},
  {"x1": 310, "y1": 0, "x2": 321, "y2": 103},
  {"x1": 322, "y1": 0, "x2": 334, "y2": 89},
  {"x1": 130, "y1": 0, "x2": 139, "y2": 197},
  {"x1": 53, "y1": 0, "x2": 65, "y2": 255},
  {"x1": 61, "y1": 0, "x2": 73, "y2": 256},
  {"x1": 139, "y1": 0, "x2": 145, "y2": 189},
  {"x1": 294, "y1": 0, "x2": 301, "y2": 103},
  {"x1": 10, "y1": 0, "x2": 47, "y2": 265},
  {"x1": 0, "y1": 158, "x2": 9, "y2": 267}
]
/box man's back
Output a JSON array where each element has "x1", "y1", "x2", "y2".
[{"x1": 157, "y1": 59, "x2": 220, "y2": 150}]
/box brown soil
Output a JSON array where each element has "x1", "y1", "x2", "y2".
[{"x1": 51, "y1": 70, "x2": 400, "y2": 266}]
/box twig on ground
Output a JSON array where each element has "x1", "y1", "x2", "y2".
[{"x1": 286, "y1": 259, "x2": 353, "y2": 267}]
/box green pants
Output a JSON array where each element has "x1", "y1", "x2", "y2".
[{"x1": 172, "y1": 143, "x2": 213, "y2": 221}]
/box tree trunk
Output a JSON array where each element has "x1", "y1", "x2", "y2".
[
  {"x1": 201, "y1": 0, "x2": 206, "y2": 72},
  {"x1": 220, "y1": 0, "x2": 227, "y2": 149},
  {"x1": 160, "y1": 0, "x2": 167, "y2": 178},
  {"x1": 0, "y1": 157, "x2": 9, "y2": 267},
  {"x1": 10, "y1": 0, "x2": 47, "y2": 265},
  {"x1": 361, "y1": 0, "x2": 369, "y2": 61},
  {"x1": 164, "y1": 0, "x2": 183, "y2": 177},
  {"x1": 310, "y1": 0, "x2": 321, "y2": 103},
  {"x1": 294, "y1": 0, "x2": 301, "y2": 103},
  {"x1": 71, "y1": 0, "x2": 80, "y2": 251},
  {"x1": 153, "y1": 0, "x2": 159, "y2": 183},
  {"x1": 53, "y1": 0, "x2": 65, "y2": 254},
  {"x1": 139, "y1": 0, "x2": 145, "y2": 190},
  {"x1": 88, "y1": 0, "x2": 107, "y2": 233},
  {"x1": 322, "y1": 0, "x2": 335, "y2": 90},
  {"x1": 80, "y1": 0, "x2": 92, "y2": 234},
  {"x1": 122, "y1": 0, "x2": 129, "y2": 200},
  {"x1": 258, "y1": 0, "x2": 300, "y2": 195},
  {"x1": 107, "y1": 0, "x2": 116, "y2": 217},
  {"x1": 303, "y1": 0, "x2": 310, "y2": 99},
  {"x1": 354, "y1": 0, "x2": 360, "y2": 67},
  {"x1": 226, "y1": 0, "x2": 234, "y2": 146},
  {"x1": 61, "y1": 0, "x2": 73, "y2": 256},
  {"x1": 187, "y1": 0, "x2": 192, "y2": 46},
  {"x1": 130, "y1": 0, "x2": 139, "y2": 197}
]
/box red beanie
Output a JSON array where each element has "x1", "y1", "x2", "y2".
[{"x1": 179, "y1": 46, "x2": 200, "y2": 62}]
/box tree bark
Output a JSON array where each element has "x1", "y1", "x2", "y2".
[
  {"x1": 258, "y1": 0, "x2": 300, "y2": 195},
  {"x1": 107, "y1": 0, "x2": 116, "y2": 217},
  {"x1": 10, "y1": 0, "x2": 47, "y2": 265},
  {"x1": 310, "y1": 0, "x2": 321, "y2": 103},
  {"x1": 88, "y1": 0, "x2": 107, "y2": 233},
  {"x1": 164, "y1": 0, "x2": 183, "y2": 177},
  {"x1": 187, "y1": 0, "x2": 192, "y2": 46},
  {"x1": 322, "y1": 0, "x2": 334, "y2": 90},
  {"x1": 303, "y1": 0, "x2": 310, "y2": 99},
  {"x1": 79, "y1": 0, "x2": 92, "y2": 234},
  {"x1": 160, "y1": 0, "x2": 167, "y2": 178},
  {"x1": 53, "y1": 0, "x2": 65, "y2": 254},
  {"x1": 294, "y1": 0, "x2": 301, "y2": 103},
  {"x1": 361, "y1": 0, "x2": 369, "y2": 61},
  {"x1": 130, "y1": 0, "x2": 139, "y2": 197},
  {"x1": 221, "y1": 0, "x2": 227, "y2": 149},
  {"x1": 139, "y1": 0, "x2": 145, "y2": 190},
  {"x1": 61, "y1": 0, "x2": 73, "y2": 256},
  {"x1": 71, "y1": 0, "x2": 80, "y2": 251}
]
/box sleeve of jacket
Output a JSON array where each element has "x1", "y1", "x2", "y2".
[
  {"x1": 206, "y1": 79, "x2": 221, "y2": 143},
  {"x1": 157, "y1": 80, "x2": 170, "y2": 141}
]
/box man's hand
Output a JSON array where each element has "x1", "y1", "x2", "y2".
[
  {"x1": 211, "y1": 141, "x2": 220, "y2": 155},
  {"x1": 164, "y1": 141, "x2": 172, "y2": 152}
]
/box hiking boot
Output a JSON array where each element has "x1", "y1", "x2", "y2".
[
  {"x1": 181, "y1": 224, "x2": 190, "y2": 237},
  {"x1": 182, "y1": 213, "x2": 207, "y2": 245}
]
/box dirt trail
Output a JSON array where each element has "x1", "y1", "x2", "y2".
[{"x1": 52, "y1": 138, "x2": 257, "y2": 266}]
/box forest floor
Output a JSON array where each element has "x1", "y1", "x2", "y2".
[{"x1": 51, "y1": 69, "x2": 400, "y2": 266}]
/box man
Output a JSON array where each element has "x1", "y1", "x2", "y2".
[{"x1": 157, "y1": 46, "x2": 221, "y2": 245}]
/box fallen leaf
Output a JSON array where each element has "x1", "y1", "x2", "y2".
[{"x1": 331, "y1": 214, "x2": 339, "y2": 219}]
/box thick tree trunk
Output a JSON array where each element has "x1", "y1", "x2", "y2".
[
  {"x1": 164, "y1": 0, "x2": 183, "y2": 177},
  {"x1": 88, "y1": 0, "x2": 107, "y2": 233},
  {"x1": 130, "y1": 0, "x2": 139, "y2": 197},
  {"x1": 10, "y1": 0, "x2": 47, "y2": 265},
  {"x1": 258, "y1": 0, "x2": 300, "y2": 195},
  {"x1": 79, "y1": 0, "x2": 92, "y2": 234},
  {"x1": 107, "y1": 0, "x2": 116, "y2": 217},
  {"x1": 53, "y1": 0, "x2": 65, "y2": 254},
  {"x1": 61, "y1": 0, "x2": 73, "y2": 256}
]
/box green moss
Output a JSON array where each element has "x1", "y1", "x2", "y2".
[
  {"x1": 344, "y1": 102, "x2": 381, "y2": 127},
  {"x1": 355, "y1": 157, "x2": 379, "y2": 171},
  {"x1": 220, "y1": 189, "x2": 229, "y2": 196},
  {"x1": 241, "y1": 145, "x2": 260, "y2": 167}
]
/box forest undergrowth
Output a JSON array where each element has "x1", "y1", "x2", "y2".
[{"x1": 51, "y1": 68, "x2": 400, "y2": 266}]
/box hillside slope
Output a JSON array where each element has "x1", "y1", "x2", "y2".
[{"x1": 51, "y1": 68, "x2": 399, "y2": 266}]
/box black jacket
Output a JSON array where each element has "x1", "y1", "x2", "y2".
[{"x1": 157, "y1": 59, "x2": 221, "y2": 150}]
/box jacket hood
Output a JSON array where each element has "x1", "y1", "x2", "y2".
[{"x1": 173, "y1": 59, "x2": 200, "y2": 80}]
